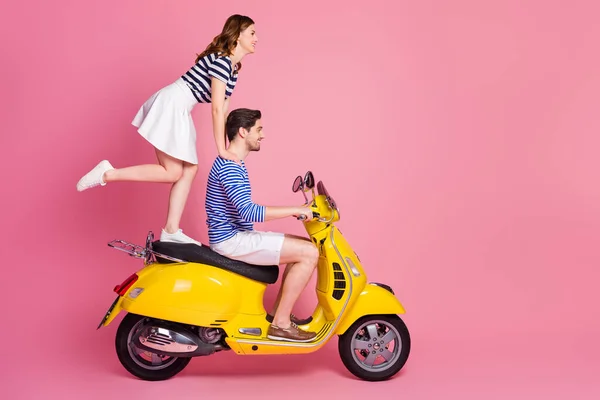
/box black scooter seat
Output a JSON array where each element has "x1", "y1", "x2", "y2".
[{"x1": 151, "y1": 241, "x2": 279, "y2": 284}]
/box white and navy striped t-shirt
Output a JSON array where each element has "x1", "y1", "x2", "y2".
[
  {"x1": 205, "y1": 157, "x2": 266, "y2": 244},
  {"x1": 181, "y1": 53, "x2": 238, "y2": 103}
]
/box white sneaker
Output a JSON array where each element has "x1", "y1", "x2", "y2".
[
  {"x1": 77, "y1": 160, "x2": 114, "y2": 191},
  {"x1": 160, "y1": 229, "x2": 202, "y2": 246}
]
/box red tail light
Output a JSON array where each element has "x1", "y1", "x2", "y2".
[{"x1": 114, "y1": 273, "x2": 139, "y2": 296}]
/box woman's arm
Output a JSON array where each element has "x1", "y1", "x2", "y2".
[
  {"x1": 223, "y1": 97, "x2": 230, "y2": 117},
  {"x1": 210, "y1": 77, "x2": 229, "y2": 157}
]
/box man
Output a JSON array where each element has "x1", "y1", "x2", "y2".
[{"x1": 205, "y1": 108, "x2": 318, "y2": 343}]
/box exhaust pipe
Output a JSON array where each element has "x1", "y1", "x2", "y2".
[{"x1": 132, "y1": 322, "x2": 223, "y2": 357}]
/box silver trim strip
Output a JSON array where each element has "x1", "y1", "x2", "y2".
[
  {"x1": 239, "y1": 328, "x2": 262, "y2": 336},
  {"x1": 236, "y1": 227, "x2": 354, "y2": 348},
  {"x1": 345, "y1": 257, "x2": 361, "y2": 277}
]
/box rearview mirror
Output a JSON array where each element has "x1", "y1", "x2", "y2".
[
  {"x1": 292, "y1": 176, "x2": 303, "y2": 193},
  {"x1": 304, "y1": 171, "x2": 315, "y2": 190}
]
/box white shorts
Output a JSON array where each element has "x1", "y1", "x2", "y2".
[{"x1": 210, "y1": 230, "x2": 285, "y2": 266}]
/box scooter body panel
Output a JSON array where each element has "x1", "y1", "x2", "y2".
[
  {"x1": 315, "y1": 224, "x2": 367, "y2": 319},
  {"x1": 118, "y1": 262, "x2": 269, "y2": 327}
]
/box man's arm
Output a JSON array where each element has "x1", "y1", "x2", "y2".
[
  {"x1": 221, "y1": 167, "x2": 265, "y2": 222},
  {"x1": 264, "y1": 206, "x2": 310, "y2": 221},
  {"x1": 220, "y1": 166, "x2": 311, "y2": 222}
]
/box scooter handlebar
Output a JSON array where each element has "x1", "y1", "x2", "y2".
[{"x1": 295, "y1": 211, "x2": 320, "y2": 221}]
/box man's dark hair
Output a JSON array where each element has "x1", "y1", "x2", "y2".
[{"x1": 226, "y1": 108, "x2": 262, "y2": 142}]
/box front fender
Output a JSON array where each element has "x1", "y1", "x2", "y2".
[{"x1": 335, "y1": 283, "x2": 406, "y2": 335}]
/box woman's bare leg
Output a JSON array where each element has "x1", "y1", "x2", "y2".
[
  {"x1": 77, "y1": 149, "x2": 201, "y2": 244},
  {"x1": 103, "y1": 148, "x2": 183, "y2": 183},
  {"x1": 163, "y1": 160, "x2": 198, "y2": 234}
]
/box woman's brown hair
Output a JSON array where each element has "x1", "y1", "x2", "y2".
[{"x1": 195, "y1": 14, "x2": 255, "y2": 73}]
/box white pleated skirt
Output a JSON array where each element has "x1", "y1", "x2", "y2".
[{"x1": 132, "y1": 78, "x2": 199, "y2": 164}]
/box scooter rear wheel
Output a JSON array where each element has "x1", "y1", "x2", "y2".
[
  {"x1": 338, "y1": 314, "x2": 410, "y2": 381},
  {"x1": 115, "y1": 313, "x2": 191, "y2": 381}
]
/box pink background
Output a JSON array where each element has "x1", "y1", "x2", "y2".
[{"x1": 2, "y1": 0, "x2": 599, "y2": 398}]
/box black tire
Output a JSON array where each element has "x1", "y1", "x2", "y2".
[
  {"x1": 338, "y1": 314, "x2": 411, "y2": 381},
  {"x1": 115, "y1": 313, "x2": 191, "y2": 381}
]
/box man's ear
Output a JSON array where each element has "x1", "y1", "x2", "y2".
[{"x1": 238, "y1": 127, "x2": 247, "y2": 138}]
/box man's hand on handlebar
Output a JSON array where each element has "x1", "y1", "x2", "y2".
[{"x1": 295, "y1": 206, "x2": 314, "y2": 221}]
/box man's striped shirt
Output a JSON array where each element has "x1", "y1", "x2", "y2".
[{"x1": 205, "y1": 157, "x2": 265, "y2": 244}]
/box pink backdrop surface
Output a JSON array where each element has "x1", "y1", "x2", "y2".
[{"x1": 1, "y1": 0, "x2": 599, "y2": 398}]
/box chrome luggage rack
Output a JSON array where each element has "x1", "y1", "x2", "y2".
[{"x1": 107, "y1": 231, "x2": 185, "y2": 264}]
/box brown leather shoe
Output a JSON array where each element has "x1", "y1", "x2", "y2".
[
  {"x1": 290, "y1": 313, "x2": 311, "y2": 325},
  {"x1": 267, "y1": 323, "x2": 317, "y2": 343}
]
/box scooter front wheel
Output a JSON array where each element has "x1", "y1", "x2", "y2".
[
  {"x1": 338, "y1": 314, "x2": 411, "y2": 381},
  {"x1": 115, "y1": 313, "x2": 191, "y2": 381}
]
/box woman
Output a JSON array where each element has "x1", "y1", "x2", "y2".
[{"x1": 76, "y1": 14, "x2": 258, "y2": 245}]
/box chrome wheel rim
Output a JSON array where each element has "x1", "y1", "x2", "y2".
[
  {"x1": 127, "y1": 318, "x2": 178, "y2": 370},
  {"x1": 350, "y1": 320, "x2": 402, "y2": 372}
]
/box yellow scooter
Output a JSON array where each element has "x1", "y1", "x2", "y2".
[{"x1": 98, "y1": 171, "x2": 411, "y2": 381}]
